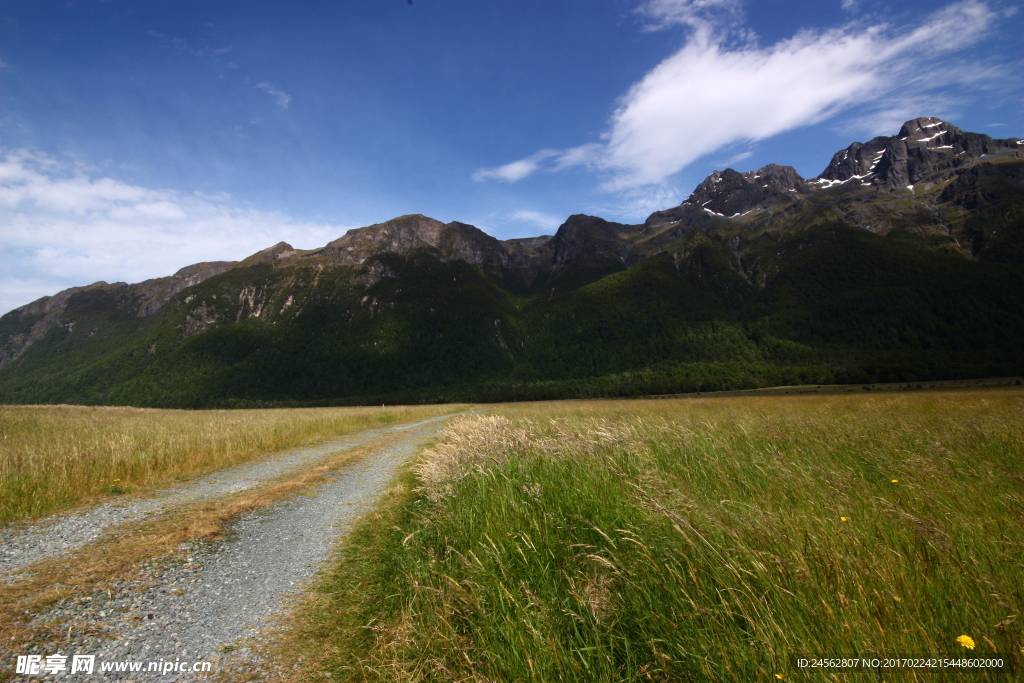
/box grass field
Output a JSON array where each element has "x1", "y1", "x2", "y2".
[
  {"x1": 279, "y1": 389, "x2": 1024, "y2": 682},
  {"x1": 0, "y1": 403, "x2": 460, "y2": 523}
]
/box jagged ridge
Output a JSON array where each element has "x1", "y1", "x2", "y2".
[{"x1": 1, "y1": 117, "x2": 1022, "y2": 403}]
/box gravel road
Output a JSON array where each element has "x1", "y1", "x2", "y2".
[
  {"x1": 2, "y1": 414, "x2": 458, "y2": 681},
  {"x1": 0, "y1": 416, "x2": 450, "y2": 582}
]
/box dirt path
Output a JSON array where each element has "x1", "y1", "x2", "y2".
[
  {"x1": 1, "y1": 414, "x2": 458, "y2": 681},
  {"x1": 1, "y1": 416, "x2": 454, "y2": 582}
]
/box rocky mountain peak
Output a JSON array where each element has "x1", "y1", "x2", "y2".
[
  {"x1": 323, "y1": 214, "x2": 446, "y2": 258},
  {"x1": 814, "y1": 135, "x2": 891, "y2": 187},
  {"x1": 239, "y1": 241, "x2": 297, "y2": 266},
  {"x1": 307, "y1": 214, "x2": 529, "y2": 280},
  {"x1": 550, "y1": 214, "x2": 641, "y2": 267},
  {"x1": 640, "y1": 116, "x2": 1022, "y2": 240},
  {"x1": 682, "y1": 164, "x2": 807, "y2": 217},
  {"x1": 814, "y1": 117, "x2": 1024, "y2": 190},
  {"x1": 311, "y1": 214, "x2": 449, "y2": 267},
  {"x1": 897, "y1": 116, "x2": 954, "y2": 142}
]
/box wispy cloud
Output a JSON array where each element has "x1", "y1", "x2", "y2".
[
  {"x1": 639, "y1": 0, "x2": 743, "y2": 31},
  {"x1": 509, "y1": 210, "x2": 563, "y2": 232},
  {"x1": 0, "y1": 149, "x2": 348, "y2": 314},
  {"x1": 472, "y1": 149, "x2": 559, "y2": 183},
  {"x1": 596, "y1": 186, "x2": 686, "y2": 223},
  {"x1": 149, "y1": 31, "x2": 296, "y2": 116},
  {"x1": 256, "y1": 82, "x2": 292, "y2": 109},
  {"x1": 148, "y1": 31, "x2": 231, "y2": 59},
  {"x1": 552, "y1": 143, "x2": 603, "y2": 170},
  {"x1": 473, "y1": 0, "x2": 1002, "y2": 190},
  {"x1": 720, "y1": 150, "x2": 753, "y2": 166}
]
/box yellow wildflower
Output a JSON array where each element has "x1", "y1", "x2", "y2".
[
  {"x1": 775, "y1": 675, "x2": 784, "y2": 680},
  {"x1": 892, "y1": 596, "x2": 902, "y2": 602},
  {"x1": 956, "y1": 635, "x2": 975, "y2": 650},
  {"x1": 113, "y1": 478, "x2": 121, "y2": 482},
  {"x1": 891, "y1": 479, "x2": 899, "y2": 483},
  {"x1": 840, "y1": 517, "x2": 848, "y2": 522}
]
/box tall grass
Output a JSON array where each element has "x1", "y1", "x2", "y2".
[
  {"x1": 0, "y1": 403, "x2": 458, "y2": 523},
  {"x1": 293, "y1": 390, "x2": 1024, "y2": 682}
]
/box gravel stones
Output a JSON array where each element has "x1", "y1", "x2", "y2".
[
  {"x1": 3, "y1": 415, "x2": 458, "y2": 681},
  {"x1": 1, "y1": 417, "x2": 447, "y2": 581}
]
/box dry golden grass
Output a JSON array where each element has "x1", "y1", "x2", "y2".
[
  {"x1": 415, "y1": 413, "x2": 649, "y2": 503},
  {"x1": 0, "y1": 431, "x2": 399, "y2": 658},
  {"x1": 0, "y1": 403, "x2": 461, "y2": 523}
]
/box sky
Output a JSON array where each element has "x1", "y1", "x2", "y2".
[{"x1": 1, "y1": 0, "x2": 1022, "y2": 315}]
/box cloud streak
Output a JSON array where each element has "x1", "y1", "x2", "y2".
[
  {"x1": 509, "y1": 209, "x2": 563, "y2": 232},
  {"x1": 256, "y1": 82, "x2": 292, "y2": 109},
  {"x1": 473, "y1": 0, "x2": 1000, "y2": 190},
  {"x1": 639, "y1": 0, "x2": 743, "y2": 30},
  {"x1": 472, "y1": 150, "x2": 559, "y2": 183},
  {"x1": 148, "y1": 31, "x2": 231, "y2": 59},
  {"x1": 0, "y1": 149, "x2": 348, "y2": 315}
]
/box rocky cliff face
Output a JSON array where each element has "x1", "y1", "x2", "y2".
[
  {"x1": 815, "y1": 117, "x2": 1023, "y2": 190},
  {"x1": 133, "y1": 261, "x2": 239, "y2": 316},
  {"x1": 646, "y1": 164, "x2": 809, "y2": 230},
  {"x1": 637, "y1": 117, "x2": 1023, "y2": 249},
  {"x1": 0, "y1": 261, "x2": 235, "y2": 370},
  {"x1": 313, "y1": 214, "x2": 451, "y2": 265},
  {"x1": 683, "y1": 163, "x2": 809, "y2": 217},
  {"x1": 276, "y1": 214, "x2": 539, "y2": 285},
  {"x1": 548, "y1": 215, "x2": 642, "y2": 267}
]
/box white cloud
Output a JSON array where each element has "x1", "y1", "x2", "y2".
[
  {"x1": 552, "y1": 143, "x2": 603, "y2": 170},
  {"x1": 473, "y1": 145, "x2": 602, "y2": 184},
  {"x1": 720, "y1": 150, "x2": 753, "y2": 166},
  {"x1": 841, "y1": 0, "x2": 860, "y2": 12},
  {"x1": 603, "y1": 0, "x2": 996, "y2": 189},
  {"x1": 841, "y1": 94, "x2": 959, "y2": 138},
  {"x1": 595, "y1": 186, "x2": 686, "y2": 223},
  {"x1": 256, "y1": 82, "x2": 292, "y2": 109},
  {"x1": 640, "y1": 0, "x2": 743, "y2": 30},
  {"x1": 0, "y1": 149, "x2": 350, "y2": 315},
  {"x1": 473, "y1": 0, "x2": 1000, "y2": 190},
  {"x1": 839, "y1": 54, "x2": 1010, "y2": 138},
  {"x1": 509, "y1": 210, "x2": 563, "y2": 232},
  {"x1": 472, "y1": 149, "x2": 558, "y2": 183}
]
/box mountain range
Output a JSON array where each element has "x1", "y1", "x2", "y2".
[{"x1": 2, "y1": 117, "x2": 1023, "y2": 407}]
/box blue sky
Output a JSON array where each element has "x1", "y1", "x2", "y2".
[{"x1": 1, "y1": 0, "x2": 1022, "y2": 314}]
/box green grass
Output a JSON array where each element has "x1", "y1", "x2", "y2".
[
  {"x1": 286, "y1": 389, "x2": 1024, "y2": 682},
  {"x1": 0, "y1": 403, "x2": 460, "y2": 523}
]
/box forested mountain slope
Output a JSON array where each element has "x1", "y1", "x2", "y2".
[{"x1": 2, "y1": 118, "x2": 1022, "y2": 406}]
